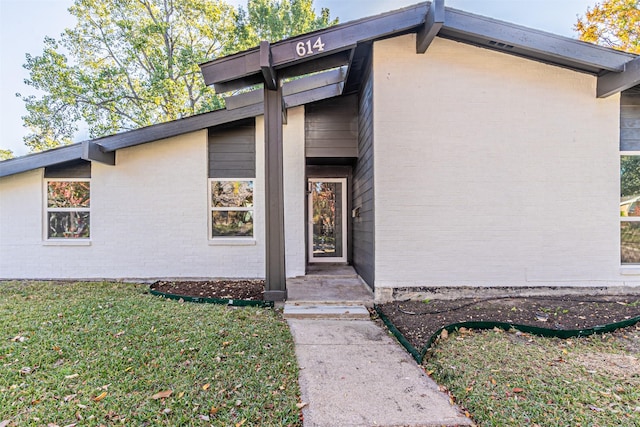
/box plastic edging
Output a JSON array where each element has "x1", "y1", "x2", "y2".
[
  {"x1": 375, "y1": 304, "x2": 640, "y2": 365},
  {"x1": 149, "y1": 288, "x2": 274, "y2": 308}
]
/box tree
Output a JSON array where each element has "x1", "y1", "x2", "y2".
[
  {"x1": 233, "y1": 0, "x2": 337, "y2": 51},
  {"x1": 575, "y1": 0, "x2": 640, "y2": 54},
  {"x1": 19, "y1": 0, "x2": 335, "y2": 152},
  {"x1": 0, "y1": 149, "x2": 14, "y2": 160}
]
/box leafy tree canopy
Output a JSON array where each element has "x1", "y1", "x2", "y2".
[
  {"x1": 0, "y1": 149, "x2": 14, "y2": 161},
  {"x1": 19, "y1": 0, "x2": 336, "y2": 153},
  {"x1": 575, "y1": 0, "x2": 640, "y2": 54}
]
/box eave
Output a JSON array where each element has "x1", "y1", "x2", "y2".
[{"x1": 199, "y1": 1, "x2": 637, "y2": 97}]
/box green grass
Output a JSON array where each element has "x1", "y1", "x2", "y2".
[
  {"x1": 425, "y1": 327, "x2": 640, "y2": 426},
  {"x1": 0, "y1": 281, "x2": 301, "y2": 426}
]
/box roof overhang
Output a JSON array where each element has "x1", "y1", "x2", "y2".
[
  {"x1": 0, "y1": 71, "x2": 346, "y2": 178},
  {"x1": 199, "y1": 1, "x2": 637, "y2": 98}
]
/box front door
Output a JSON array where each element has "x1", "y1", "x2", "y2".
[{"x1": 308, "y1": 178, "x2": 347, "y2": 263}]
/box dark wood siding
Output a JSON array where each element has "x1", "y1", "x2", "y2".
[
  {"x1": 620, "y1": 87, "x2": 640, "y2": 151},
  {"x1": 44, "y1": 160, "x2": 91, "y2": 178},
  {"x1": 305, "y1": 94, "x2": 358, "y2": 158},
  {"x1": 352, "y1": 53, "x2": 375, "y2": 289},
  {"x1": 208, "y1": 119, "x2": 255, "y2": 178}
]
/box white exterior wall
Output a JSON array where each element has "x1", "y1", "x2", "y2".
[
  {"x1": 373, "y1": 35, "x2": 631, "y2": 290},
  {"x1": 280, "y1": 106, "x2": 307, "y2": 277},
  {"x1": 0, "y1": 130, "x2": 265, "y2": 279},
  {"x1": 0, "y1": 108, "x2": 307, "y2": 280}
]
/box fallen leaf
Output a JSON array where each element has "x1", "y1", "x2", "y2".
[
  {"x1": 202, "y1": 383, "x2": 210, "y2": 391},
  {"x1": 10, "y1": 335, "x2": 26, "y2": 342},
  {"x1": 198, "y1": 414, "x2": 210, "y2": 421},
  {"x1": 53, "y1": 345, "x2": 61, "y2": 352},
  {"x1": 490, "y1": 378, "x2": 497, "y2": 385},
  {"x1": 235, "y1": 420, "x2": 246, "y2": 427},
  {"x1": 513, "y1": 388, "x2": 524, "y2": 393},
  {"x1": 162, "y1": 408, "x2": 171, "y2": 415},
  {"x1": 589, "y1": 405, "x2": 604, "y2": 412},
  {"x1": 114, "y1": 331, "x2": 125, "y2": 338},
  {"x1": 124, "y1": 367, "x2": 132, "y2": 372},
  {"x1": 47, "y1": 423, "x2": 60, "y2": 427},
  {"x1": 151, "y1": 390, "x2": 173, "y2": 400},
  {"x1": 178, "y1": 391, "x2": 185, "y2": 398},
  {"x1": 92, "y1": 392, "x2": 107, "y2": 402},
  {"x1": 296, "y1": 402, "x2": 308, "y2": 409},
  {"x1": 62, "y1": 424, "x2": 77, "y2": 427},
  {"x1": 64, "y1": 394, "x2": 77, "y2": 402},
  {"x1": 0, "y1": 421, "x2": 9, "y2": 427},
  {"x1": 440, "y1": 329, "x2": 448, "y2": 339},
  {"x1": 209, "y1": 406, "x2": 218, "y2": 415},
  {"x1": 65, "y1": 374, "x2": 79, "y2": 379}
]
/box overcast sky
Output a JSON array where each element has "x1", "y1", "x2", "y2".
[{"x1": 0, "y1": 0, "x2": 598, "y2": 156}]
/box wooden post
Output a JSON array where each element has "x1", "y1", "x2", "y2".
[{"x1": 262, "y1": 42, "x2": 287, "y2": 301}]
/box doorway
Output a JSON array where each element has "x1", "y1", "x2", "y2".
[{"x1": 308, "y1": 178, "x2": 348, "y2": 263}]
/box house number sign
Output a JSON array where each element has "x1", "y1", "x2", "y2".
[{"x1": 295, "y1": 37, "x2": 326, "y2": 57}]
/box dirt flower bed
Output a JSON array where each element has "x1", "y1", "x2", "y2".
[
  {"x1": 151, "y1": 279, "x2": 265, "y2": 301},
  {"x1": 377, "y1": 295, "x2": 640, "y2": 351}
]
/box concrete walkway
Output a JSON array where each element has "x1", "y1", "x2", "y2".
[
  {"x1": 287, "y1": 318, "x2": 474, "y2": 427},
  {"x1": 284, "y1": 266, "x2": 473, "y2": 426}
]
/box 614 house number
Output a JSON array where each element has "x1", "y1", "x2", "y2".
[{"x1": 295, "y1": 37, "x2": 325, "y2": 57}]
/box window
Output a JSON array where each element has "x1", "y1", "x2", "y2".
[
  {"x1": 209, "y1": 179, "x2": 254, "y2": 238},
  {"x1": 45, "y1": 180, "x2": 90, "y2": 239},
  {"x1": 620, "y1": 155, "x2": 640, "y2": 263}
]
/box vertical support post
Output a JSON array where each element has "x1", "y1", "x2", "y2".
[{"x1": 263, "y1": 79, "x2": 287, "y2": 301}]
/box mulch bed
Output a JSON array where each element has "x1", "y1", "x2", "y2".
[
  {"x1": 150, "y1": 279, "x2": 265, "y2": 301},
  {"x1": 377, "y1": 295, "x2": 640, "y2": 352},
  {"x1": 149, "y1": 280, "x2": 640, "y2": 356}
]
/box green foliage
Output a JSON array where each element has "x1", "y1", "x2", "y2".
[
  {"x1": 234, "y1": 0, "x2": 338, "y2": 51},
  {"x1": 621, "y1": 155, "x2": 640, "y2": 197},
  {"x1": 575, "y1": 0, "x2": 640, "y2": 54},
  {"x1": 19, "y1": 0, "x2": 336, "y2": 152},
  {"x1": 0, "y1": 149, "x2": 14, "y2": 160}
]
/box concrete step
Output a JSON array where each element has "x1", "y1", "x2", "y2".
[{"x1": 283, "y1": 304, "x2": 370, "y2": 319}]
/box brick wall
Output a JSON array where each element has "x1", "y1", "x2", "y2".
[
  {"x1": 373, "y1": 35, "x2": 630, "y2": 290},
  {"x1": 1, "y1": 108, "x2": 307, "y2": 280}
]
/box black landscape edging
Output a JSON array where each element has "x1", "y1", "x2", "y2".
[
  {"x1": 374, "y1": 305, "x2": 640, "y2": 364},
  {"x1": 149, "y1": 288, "x2": 274, "y2": 308}
]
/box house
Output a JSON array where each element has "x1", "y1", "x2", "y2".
[{"x1": 2, "y1": 1, "x2": 640, "y2": 302}]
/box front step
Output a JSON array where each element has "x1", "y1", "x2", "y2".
[{"x1": 283, "y1": 304, "x2": 370, "y2": 319}]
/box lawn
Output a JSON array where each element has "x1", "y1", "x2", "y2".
[
  {"x1": 424, "y1": 326, "x2": 640, "y2": 426},
  {"x1": 0, "y1": 281, "x2": 301, "y2": 426}
]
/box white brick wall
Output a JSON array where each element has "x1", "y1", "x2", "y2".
[
  {"x1": 281, "y1": 106, "x2": 306, "y2": 277},
  {"x1": 373, "y1": 35, "x2": 631, "y2": 289},
  {"x1": 0, "y1": 108, "x2": 308, "y2": 280},
  {"x1": 0, "y1": 130, "x2": 263, "y2": 279}
]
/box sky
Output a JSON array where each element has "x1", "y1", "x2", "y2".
[{"x1": 0, "y1": 0, "x2": 599, "y2": 156}]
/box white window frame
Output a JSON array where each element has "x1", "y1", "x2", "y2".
[
  {"x1": 43, "y1": 178, "x2": 91, "y2": 243},
  {"x1": 208, "y1": 178, "x2": 255, "y2": 242},
  {"x1": 620, "y1": 151, "x2": 640, "y2": 266}
]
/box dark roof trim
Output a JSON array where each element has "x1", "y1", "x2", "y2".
[
  {"x1": 225, "y1": 67, "x2": 347, "y2": 110},
  {"x1": 81, "y1": 141, "x2": 115, "y2": 165},
  {"x1": 0, "y1": 144, "x2": 83, "y2": 178},
  {"x1": 416, "y1": 0, "x2": 444, "y2": 53},
  {"x1": 440, "y1": 8, "x2": 633, "y2": 74},
  {"x1": 598, "y1": 56, "x2": 640, "y2": 98},
  {"x1": 200, "y1": 2, "x2": 636, "y2": 92},
  {"x1": 200, "y1": 2, "x2": 425, "y2": 89},
  {"x1": 0, "y1": 74, "x2": 346, "y2": 178}
]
